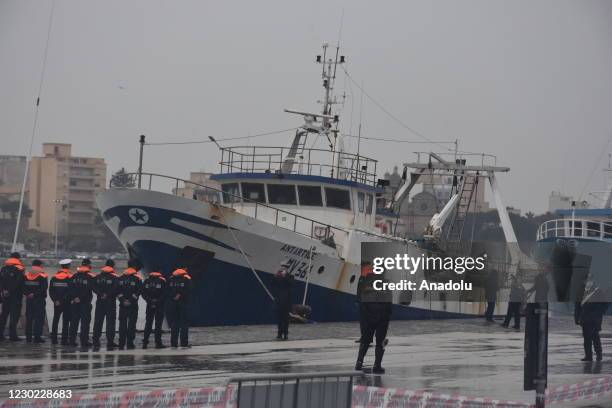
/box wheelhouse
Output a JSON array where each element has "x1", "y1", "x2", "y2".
[{"x1": 210, "y1": 145, "x2": 381, "y2": 232}]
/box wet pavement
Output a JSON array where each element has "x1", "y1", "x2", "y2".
[{"x1": 0, "y1": 316, "x2": 610, "y2": 406}]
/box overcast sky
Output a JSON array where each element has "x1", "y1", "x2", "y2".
[{"x1": 1, "y1": 0, "x2": 611, "y2": 214}]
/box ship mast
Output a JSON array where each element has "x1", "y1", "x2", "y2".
[{"x1": 283, "y1": 43, "x2": 345, "y2": 175}]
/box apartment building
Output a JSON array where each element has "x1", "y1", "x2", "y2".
[{"x1": 28, "y1": 143, "x2": 106, "y2": 235}]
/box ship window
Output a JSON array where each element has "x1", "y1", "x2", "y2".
[
  {"x1": 604, "y1": 223, "x2": 612, "y2": 238},
  {"x1": 573, "y1": 221, "x2": 582, "y2": 237},
  {"x1": 297, "y1": 185, "x2": 323, "y2": 206},
  {"x1": 555, "y1": 220, "x2": 564, "y2": 235},
  {"x1": 366, "y1": 194, "x2": 373, "y2": 214},
  {"x1": 587, "y1": 222, "x2": 600, "y2": 238},
  {"x1": 325, "y1": 187, "x2": 351, "y2": 210},
  {"x1": 357, "y1": 192, "x2": 365, "y2": 213},
  {"x1": 267, "y1": 184, "x2": 297, "y2": 205},
  {"x1": 221, "y1": 183, "x2": 240, "y2": 203},
  {"x1": 241, "y1": 183, "x2": 266, "y2": 203}
]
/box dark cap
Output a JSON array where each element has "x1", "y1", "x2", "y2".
[
  {"x1": 10, "y1": 252, "x2": 21, "y2": 259},
  {"x1": 105, "y1": 259, "x2": 115, "y2": 267},
  {"x1": 127, "y1": 258, "x2": 142, "y2": 270},
  {"x1": 32, "y1": 259, "x2": 43, "y2": 267},
  {"x1": 81, "y1": 258, "x2": 92, "y2": 266}
]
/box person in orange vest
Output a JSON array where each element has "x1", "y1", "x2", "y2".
[
  {"x1": 142, "y1": 268, "x2": 167, "y2": 349},
  {"x1": 23, "y1": 260, "x2": 48, "y2": 343},
  {"x1": 69, "y1": 259, "x2": 95, "y2": 348},
  {"x1": 92, "y1": 259, "x2": 120, "y2": 351},
  {"x1": 117, "y1": 259, "x2": 143, "y2": 350},
  {"x1": 0, "y1": 252, "x2": 25, "y2": 341},
  {"x1": 167, "y1": 267, "x2": 192, "y2": 348},
  {"x1": 49, "y1": 259, "x2": 73, "y2": 345}
]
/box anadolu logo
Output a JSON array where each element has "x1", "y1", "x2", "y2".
[{"x1": 128, "y1": 208, "x2": 149, "y2": 224}]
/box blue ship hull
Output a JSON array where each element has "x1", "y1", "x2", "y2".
[{"x1": 131, "y1": 240, "x2": 474, "y2": 326}]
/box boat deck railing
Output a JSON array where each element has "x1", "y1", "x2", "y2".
[
  {"x1": 537, "y1": 218, "x2": 612, "y2": 241},
  {"x1": 219, "y1": 146, "x2": 378, "y2": 187},
  {"x1": 110, "y1": 172, "x2": 349, "y2": 245}
]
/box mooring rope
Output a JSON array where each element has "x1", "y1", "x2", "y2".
[{"x1": 215, "y1": 204, "x2": 275, "y2": 301}]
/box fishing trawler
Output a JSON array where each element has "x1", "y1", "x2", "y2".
[
  {"x1": 96, "y1": 45, "x2": 520, "y2": 325},
  {"x1": 536, "y1": 160, "x2": 612, "y2": 308}
]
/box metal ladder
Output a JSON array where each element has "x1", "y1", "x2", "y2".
[
  {"x1": 446, "y1": 174, "x2": 478, "y2": 242},
  {"x1": 281, "y1": 129, "x2": 308, "y2": 174}
]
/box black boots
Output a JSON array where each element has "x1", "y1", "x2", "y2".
[
  {"x1": 372, "y1": 344, "x2": 386, "y2": 374},
  {"x1": 355, "y1": 342, "x2": 369, "y2": 370}
]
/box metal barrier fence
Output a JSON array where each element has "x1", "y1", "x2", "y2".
[{"x1": 226, "y1": 371, "x2": 362, "y2": 408}]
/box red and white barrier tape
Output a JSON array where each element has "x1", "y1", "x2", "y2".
[
  {"x1": 546, "y1": 375, "x2": 612, "y2": 405},
  {"x1": 351, "y1": 385, "x2": 530, "y2": 408},
  {"x1": 1, "y1": 376, "x2": 611, "y2": 407}
]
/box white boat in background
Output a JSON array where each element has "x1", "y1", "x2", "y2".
[{"x1": 96, "y1": 44, "x2": 520, "y2": 325}]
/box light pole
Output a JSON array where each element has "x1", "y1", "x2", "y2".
[{"x1": 53, "y1": 198, "x2": 63, "y2": 257}]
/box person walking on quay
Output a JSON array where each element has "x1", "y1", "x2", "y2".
[
  {"x1": 69, "y1": 258, "x2": 95, "y2": 348},
  {"x1": 485, "y1": 269, "x2": 498, "y2": 323},
  {"x1": 0, "y1": 252, "x2": 25, "y2": 341},
  {"x1": 92, "y1": 259, "x2": 119, "y2": 351},
  {"x1": 576, "y1": 288, "x2": 609, "y2": 362},
  {"x1": 23, "y1": 260, "x2": 48, "y2": 343},
  {"x1": 49, "y1": 259, "x2": 73, "y2": 345},
  {"x1": 117, "y1": 259, "x2": 143, "y2": 350},
  {"x1": 142, "y1": 268, "x2": 167, "y2": 349},
  {"x1": 272, "y1": 259, "x2": 293, "y2": 341},
  {"x1": 167, "y1": 267, "x2": 192, "y2": 348},
  {"x1": 355, "y1": 261, "x2": 373, "y2": 343},
  {"x1": 501, "y1": 275, "x2": 525, "y2": 330},
  {"x1": 355, "y1": 265, "x2": 392, "y2": 374}
]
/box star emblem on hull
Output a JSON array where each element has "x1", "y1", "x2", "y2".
[{"x1": 128, "y1": 208, "x2": 149, "y2": 224}]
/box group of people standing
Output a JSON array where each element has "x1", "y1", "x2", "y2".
[
  {"x1": 0, "y1": 252, "x2": 193, "y2": 350},
  {"x1": 485, "y1": 269, "x2": 608, "y2": 362}
]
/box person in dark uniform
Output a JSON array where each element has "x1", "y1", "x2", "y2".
[
  {"x1": 142, "y1": 269, "x2": 167, "y2": 349},
  {"x1": 576, "y1": 288, "x2": 609, "y2": 362},
  {"x1": 0, "y1": 252, "x2": 25, "y2": 341},
  {"x1": 355, "y1": 261, "x2": 372, "y2": 343},
  {"x1": 272, "y1": 260, "x2": 293, "y2": 340},
  {"x1": 49, "y1": 259, "x2": 73, "y2": 345},
  {"x1": 502, "y1": 276, "x2": 525, "y2": 330},
  {"x1": 23, "y1": 260, "x2": 48, "y2": 343},
  {"x1": 167, "y1": 267, "x2": 192, "y2": 348},
  {"x1": 69, "y1": 259, "x2": 95, "y2": 348},
  {"x1": 92, "y1": 259, "x2": 119, "y2": 350},
  {"x1": 484, "y1": 269, "x2": 498, "y2": 322},
  {"x1": 117, "y1": 259, "x2": 142, "y2": 350},
  {"x1": 355, "y1": 266, "x2": 392, "y2": 374}
]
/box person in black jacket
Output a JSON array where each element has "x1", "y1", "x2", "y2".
[
  {"x1": 142, "y1": 269, "x2": 167, "y2": 349},
  {"x1": 49, "y1": 259, "x2": 73, "y2": 345},
  {"x1": 576, "y1": 288, "x2": 609, "y2": 362},
  {"x1": 117, "y1": 259, "x2": 143, "y2": 350},
  {"x1": 0, "y1": 252, "x2": 25, "y2": 341},
  {"x1": 355, "y1": 261, "x2": 373, "y2": 343},
  {"x1": 272, "y1": 260, "x2": 294, "y2": 340},
  {"x1": 22, "y1": 260, "x2": 48, "y2": 343},
  {"x1": 501, "y1": 275, "x2": 525, "y2": 330},
  {"x1": 69, "y1": 259, "x2": 95, "y2": 348},
  {"x1": 167, "y1": 267, "x2": 192, "y2": 348},
  {"x1": 92, "y1": 259, "x2": 119, "y2": 350},
  {"x1": 355, "y1": 268, "x2": 392, "y2": 374},
  {"x1": 484, "y1": 269, "x2": 498, "y2": 323}
]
